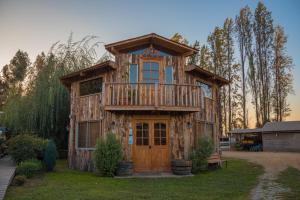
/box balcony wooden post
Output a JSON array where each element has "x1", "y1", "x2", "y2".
[{"x1": 155, "y1": 83, "x2": 158, "y2": 107}]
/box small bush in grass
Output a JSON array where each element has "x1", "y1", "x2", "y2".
[
  {"x1": 93, "y1": 133, "x2": 122, "y2": 177},
  {"x1": 16, "y1": 159, "x2": 43, "y2": 178},
  {"x1": 190, "y1": 137, "x2": 214, "y2": 174},
  {"x1": 11, "y1": 175, "x2": 26, "y2": 186},
  {"x1": 43, "y1": 140, "x2": 58, "y2": 171},
  {"x1": 8, "y1": 134, "x2": 47, "y2": 163}
]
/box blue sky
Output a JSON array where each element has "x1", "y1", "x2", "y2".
[{"x1": 0, "y1": 0, "x2": 299, "y2": 123}]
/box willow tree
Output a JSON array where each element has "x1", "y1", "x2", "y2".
[{"x1": 2, "y1": 35, "x2": 100, "y2": 148}]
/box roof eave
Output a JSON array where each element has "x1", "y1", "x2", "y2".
[
  {"x1": 60, "y1": 60, "x2": 116, "y2": 89},
  {"x1": 185, "y1": 64, "x2": 230, "y2": 86},
  {"x1": 105, "y1": 33, "x2": 198, "y2": 57}
]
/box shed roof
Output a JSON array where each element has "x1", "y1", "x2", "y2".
[
  {"x1": 229, "y1": 121, "x2": 300, "y2": 134},
  {"x1": 185, "y1": 64, "x2": 230, "y2": 86},
  {"x1": 229, "y1": 128, "x2": 262, "y2": 134},
  {"x1": 60, "y1": 60, "x2": 115, "y2": 89},
  {"x1": 105, "y1": 33, "x2": 198, "y2": 57},
  {"x1": 262, "y1": 121, "x2": 300, "y2": 133}
]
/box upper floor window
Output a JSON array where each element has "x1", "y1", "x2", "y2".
[
  {"x1": 197, "y1": 81, "x2": 212, "y2": 99},
  {"x1": 164, "y1": 66, "x2": 173, "y2": 84},
  {"x1": 142, "y1": 62, "x2": 159, "y2": 83},
  {"x1": 80, "y1": 78, "x2": 102, "y2": 96},
  {"x1": 129, "y1": 64, "x2": 138, "y2": 83}
]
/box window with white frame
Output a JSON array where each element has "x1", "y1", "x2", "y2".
[{"x1": 77, "y1": 121, "x2": 100, "y2": 149}]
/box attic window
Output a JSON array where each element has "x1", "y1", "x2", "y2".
[{"x1": 80, "y1": 78, "x2": 102, "y2": 96}]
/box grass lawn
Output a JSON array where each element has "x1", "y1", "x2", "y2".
[
  {"x1": 277, "y1": 167, "x2": 300, "y2": 199},
  {"x1": 5, "y1": 159, "x2": 263, "y2": 200}
]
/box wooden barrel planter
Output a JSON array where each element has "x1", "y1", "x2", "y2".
[
  {"x1": 171, "y1": 160, "x2": 192, "y2": 175},
  {"x1": 116, "y1": 161, "x2": 133, "y2": 176}
]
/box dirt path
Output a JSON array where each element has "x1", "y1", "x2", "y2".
[{"x1": 223, "y1": 151, "x2": 300, "y2": 200}]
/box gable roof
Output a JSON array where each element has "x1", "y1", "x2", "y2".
[
  {"x1": 60, "y1": 60, "x2": 115, "y2": 89},
  {"x1": 105, "y1": 33, "x2": 198, "y2": 57},
  {"x1": 262, "y1": 121, "x2": 300, "y2": 133},
  {"x1": 185, "y1": 64, "x2": 230, "y2": 86}
]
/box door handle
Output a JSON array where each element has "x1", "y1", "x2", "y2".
[{"x1": 149, "y1": 145, "x2": 152, "y2": 149}]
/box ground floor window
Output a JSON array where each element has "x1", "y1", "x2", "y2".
[{"x1": 77, "y1": 121, "x2": 101, "y2": 149}]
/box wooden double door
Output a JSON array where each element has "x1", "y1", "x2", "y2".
[{"x1": 132, "y1": 118, "x2": 170, "y2": 173}]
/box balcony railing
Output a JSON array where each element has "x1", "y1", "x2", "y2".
[{"x1": 103, "y1": 82, "x2": 204, "y2": 112}]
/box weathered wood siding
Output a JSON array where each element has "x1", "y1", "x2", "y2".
[
  {"x1": 263, "y1": 133, "x2": 300, "y2": 152},
  {"x1": 68, "y1": 47, "x2": 221, "y2": 170}
]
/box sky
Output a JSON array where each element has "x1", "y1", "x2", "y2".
[{"x1": 0, "y1": 0, "x2": 299, "y2": 125}]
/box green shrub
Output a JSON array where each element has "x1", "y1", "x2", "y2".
[
  {"x1": 16, "y1": 159, "x2": 43, "y2": 178},
  {"x1": 8, "y1": 134, "x2": 47, "y2": 163},
  {"x1": 11, "y1": 175, "x2": 26, "y2": 186},
  {"x1": 93, "y1": 133, "x2": 122, "y2": 177},
  {"x1": 190, "y1": 137, "x2": 214, "y2": 174},
  {"x1": 43, "y1": 140, "x2": 58, "y2": 171}
]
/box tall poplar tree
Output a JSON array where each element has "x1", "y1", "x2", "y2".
[
  {"x1": 272, "y1": 26, "x2": 293, "y2": 121},
  {"x1": 235, "y1": 6, "x2": 252, "y2": 128},
  {"x1": 254, "y1": 2, "x2": 274, "y2": 125}
]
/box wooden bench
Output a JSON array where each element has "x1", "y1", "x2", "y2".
[{"x1": 207, "y1": 153, "x2": 227, "y2": 168}]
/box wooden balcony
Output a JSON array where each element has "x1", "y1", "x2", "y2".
[{"x1": 103, "y1": 83, "x2": 204, "y2": 112}]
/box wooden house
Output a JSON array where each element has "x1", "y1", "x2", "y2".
[{"x1": 60, "y1": 33, "x2": 229, "y2": 172}]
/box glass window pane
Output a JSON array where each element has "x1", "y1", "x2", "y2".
[
  {"x1": 151, "y1": 62, "x2": 159, "y2": 71},
  {"x1": 129, "y1": 64, "x2": 138, "y2": 83},
  {"x1": 143, "y1": 138, "x2": 148, "y2": 145},
  {"x1": 143, "y1": 71, "x2": 151, "y2": 79},
  {"x1": 136, "y1": 123, "x2": 142, "y2": 130},
  {"x1": 154, "y1": 138, "x2": 160, "y2": 145},
  {"x1": 136, "y1": 130, "x2": 142, "y2": 137},
  {"x1": 161, "y1": 130, "x2": 166, "y2": 138},
  {"x1": 161, "y1": 138, "x2": 166, "y2": 145},
  {"x1": 78, "y1": 122, "x2": 87, "y2": 148},
  {"x1": 154, "y1": 130, "x2": 160, "y2": 138},
  {"x1": 152, "y1": 71, "x2": 159, "y2": 79},
  {"x1": 143, "y1": 130, "x2": 148, "y2": 138},
  {"x1": 89, "y1": 122, "x2": 99, "y2": 148},
  {"x1": 136, "y1": 137, "x2": 142, "y2": 145},
  {"x1": 80, "y1": 78, "x2": 102, "y2": 96},
  {"x1": 165, "y1": 66, "x2": 173, "y2": 84},
  {"x1": 154, "y1": 123, "x2": 160, "y2": 129},
  {"x1": 197, "y1": 81, "x2": 212, "y2": 98},
  {"x1": 143, "y1": 62, "x2": 151, "y2": 71}
]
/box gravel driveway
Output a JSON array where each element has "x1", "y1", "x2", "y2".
[{"x1": 223, "y1": 151, "x2": 300, "y2": 200}]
